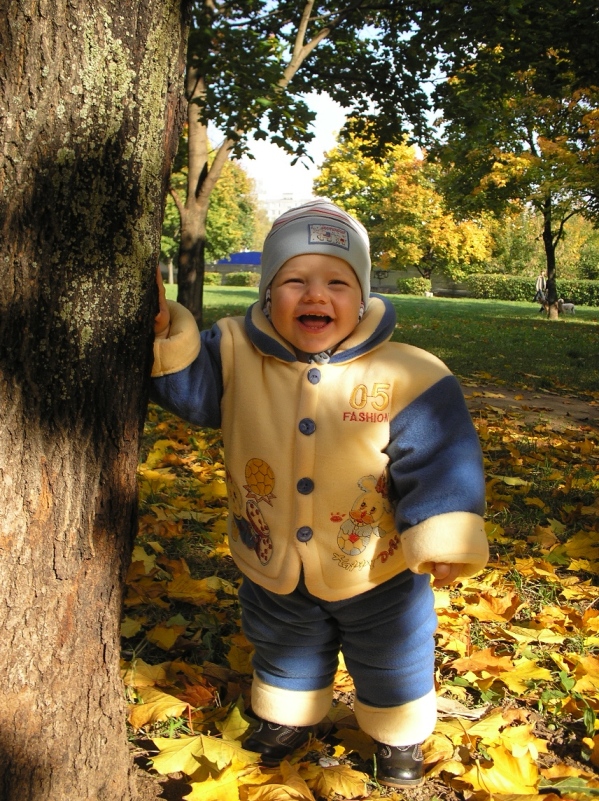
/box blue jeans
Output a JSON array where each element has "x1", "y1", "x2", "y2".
[{"x1": 239, "y1": 570, "x2": 437, "y2": 708}]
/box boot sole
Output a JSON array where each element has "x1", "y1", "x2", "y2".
[{"x1": 378, "y1": 775, "x2": 425, "y2": 789}]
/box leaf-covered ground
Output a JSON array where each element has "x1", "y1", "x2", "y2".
[{"x1": 125, "y1": 384, "x2": 599, "y2": 801}]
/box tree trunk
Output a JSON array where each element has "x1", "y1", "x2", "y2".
[
  {"x1": 175, "y1": 66, "x2": 235, "y2": 327},
  {"x1": 541, "y1": 197, "x2": 559, "y2": 320},
  {"x1": 0, "y1": 3, "x2": 188, "y2": 800}
]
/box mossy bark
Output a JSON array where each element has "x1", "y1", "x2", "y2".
[{"x1": 0, "y1": 2, "x2": 189, "y2": 798}]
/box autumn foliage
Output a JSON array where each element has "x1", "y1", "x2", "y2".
[{"x1": 124, "y1": 389, "x2": 599, "y2": 799}]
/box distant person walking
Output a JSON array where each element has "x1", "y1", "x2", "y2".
[{"x1": 534, "y1": 271, "x2": 547, "y2": 305}]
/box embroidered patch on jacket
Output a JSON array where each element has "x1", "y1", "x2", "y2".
[{"x1": 308, "y1": 224, "x2": 350, "y2": 250}]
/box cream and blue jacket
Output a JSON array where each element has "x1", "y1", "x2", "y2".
[{"x1": 151, "y1": 296, "x2": 488, "y2": 602}]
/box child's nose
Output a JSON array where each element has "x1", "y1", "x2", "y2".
[{"x1": 302, "y1": 282, "x2": 326, "y2": 301}]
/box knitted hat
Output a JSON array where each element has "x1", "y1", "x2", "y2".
[{"x1": 259, "y1": 199, "x2": 371, "y2": 307}]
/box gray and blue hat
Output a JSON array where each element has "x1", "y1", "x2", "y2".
[{"x1": 259, "y1": 199, "x2": 371, "y2": 308}]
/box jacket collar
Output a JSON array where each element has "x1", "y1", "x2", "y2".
[{"x1": 244, "y1": 294, "x2": 397, "y2": 364}]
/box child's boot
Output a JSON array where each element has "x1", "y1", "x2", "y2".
[
  {"x1": 375, "y1": 741, "x2": 425, "y2": 788},
  {"x1": 244, "y1": 718, "x2": 312, "y2": 765}
]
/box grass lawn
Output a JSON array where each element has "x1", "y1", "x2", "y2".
[{"x1": 164, "y1": 284, "x2": 599, "y2": 399}]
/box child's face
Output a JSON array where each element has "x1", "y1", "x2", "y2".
[{"x1": 269, "y1": 254, "x2": 362, "y2": 356}]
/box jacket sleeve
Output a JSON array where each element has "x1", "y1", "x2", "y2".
[
  {"x1": 386, "y1": 374, "x2": 488, "y2": 577},
  {"x1": 150, "y1": 301, "x2": 223, "y2": 429}
]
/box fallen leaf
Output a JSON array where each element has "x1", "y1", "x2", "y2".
[{"x1": 128, "y1": 687, "x2": 189, "y2": 729}]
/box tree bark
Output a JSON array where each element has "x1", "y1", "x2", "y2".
[
  {"x1": 541, "y1": 196, "x2": 559, "y2": 320},
  {"x1": 0, "y1": 3, "x2": 189, "y2": 800}
]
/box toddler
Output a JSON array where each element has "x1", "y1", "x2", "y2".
[{"x1": 152, "y1": 199, "x2": 488, "y2": 787}]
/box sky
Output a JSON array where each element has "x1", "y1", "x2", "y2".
[{"x1": 238, "y1": 92, "x2": 348, "y2": 203}]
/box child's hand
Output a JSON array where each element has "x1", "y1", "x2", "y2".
[
  {"x1": 154, "y1": 265, "x2": 171, "y2": 338},
  {"x1": 431, "y1": 562, "x2": 462, "y2": 588}
]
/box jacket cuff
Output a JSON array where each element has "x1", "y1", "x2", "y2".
[
  {"x1": 152, "y1": 301, "x2": 201, "y2": 377},
  {"x1": 400, "y1": 512, "x2": 488, "y2": 577},
  {"x1": 354, "y1": 688, "x2": 437, "y2": 746},
  {"x1": 251, "y1": 674, "x2": 333, "y2": 727}
]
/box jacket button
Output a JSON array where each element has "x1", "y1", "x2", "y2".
[
  {"x1": 297, "y1": 477, "x2": 314, "y2": 495},
  {"x1": 296, "y1": 526, "x2": 313, "y2": 542},
  {"x1": 307, "y1": 368, "x2": 321, "y2": 384},
  {"x1": 298, "y1": 418, "x2": 316, "y2": 435}
]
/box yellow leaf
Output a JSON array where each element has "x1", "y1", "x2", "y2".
[
  {"x1": 505, "y1": 626, "x2": 565, "y2": 645},
  {"x1": 152, "y1": 735, "x2": 205, "y2": 776},
  {"x1": 185, "y1": 764, "x2": 260, "y2": 801},
  {"x1": 167, "y1": 574, "x2": 218, "y2": 605},
  {"x1": 324, "y1": 702, "x2": 356, "y2": 729},
  {"x1": 199, "y1": 479, "x2": 229, "y2": 499},
  {"x1": 146, "y1": 622, "x2": 187, "y2": 651},
  {"x1": 121, "y1": 658, "x2": 169, "y2": 688},
  {"x1": 489, "y1": 474, "x2": 530, "y2": 487},
  {"x1": 500, "y1": 724, "x2": 549, "y2": 759},
  {"x1": 128, "y1": 687, "x2": 188, "y2": 729},
  {"x1": 139, "y1": 466, "x2": 177, "y2": 483},
  {"x1": 244, "y1": 761, "x2": 316, "y2": 800},
  {"x1": 300, "y1": 762, "x2": 369, "y2": 799},
  {"x1": 423, "y1": 733, "x2": 455, "y2": 764},
  {"x1": 524, "y1": 496, "x2": 549, "y2": 509},
  {"x1": 460, "y1": 745, "x2": 538, "y2": 793},
  {"x1": 466, "y1": 709, "x2": 509, "y2": 743},
  {"x1": 452, "y1": 648, "x2": 514, "y2": 677},
  {"x1": 215, "y1": 702, "x2": 252, "y2": 742},
  {"x1": 121, "y1": 616, "x2": 143, "y2": 638},
  {"x1": 497, "y1": 657, "x2": 552, "y2": 694},
  {"x1": 334, "y1": 728, "x2": 376, "y2": 760},
  {"x1": 130, "y1": 545, "x2": 157, "y2": 574},
  {"x1": 202, "y1": 734, "x2": 258, "y2": 770},
  {"x1": 462, "y1": 592, "x2": 521, "y2": 622}
]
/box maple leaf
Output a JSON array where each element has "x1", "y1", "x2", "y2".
[
  {"x1": 300, "y1": 761, "x2": 369, "y2": 799},
  {"x1": 451, "y1": 647, "x2": 514, "y2": 676},
  {"x1": 152, "y1": 734, "x2": 206, "y2": 776},
  {"x1": 334, "y1": 727, "x2": 376, "y2": 760},
  {"x1": 461, "y1": 591, "x2": 522, "y2": 622},
  {"x1": 501, "y1": 724, "x2": 549, "y2": 760},
  {"x1": 128, "y1": 687, "x2": 189, "y2": 729},
  {"x1": 215, "y1": 700, "x2": 252, "y2": 741},
  {"x1": 146, "y1": 621, "x2": 188, "y2": 651},
  {"x1": 121, "y1": 616, "x2": 143, "y2": 638},
  {"x1": 121, "y1": 658, "x2": 169, "y2": 688},
  {"x1": 241, "y1": 761, "x2": 316, "y2": 800},
  {"x1": 460, "y1": 745, "x2": 539, "y2": 793},
  {"x1": 184, "y1": 764, "x2": 260, "y2": 801},
  {"x1": 497, "y1": 656, "x2": 552, "y2": 694},
  {"x1": 167, "y1": 574, "x2": 218, "y2": 605}
]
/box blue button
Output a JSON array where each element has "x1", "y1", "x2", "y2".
[
  {"x1": 297, "y1": 477, "x2": 314, "y2": 495},
  {"x1": 299, "y1": 418, "x2": 316, "y2": 435},
  {"x1": 307, "y1": 368, "x2": 321, "y2": 385},
  {"x1": 296, "y1": 526, "x2": 313, "y2": 542}
]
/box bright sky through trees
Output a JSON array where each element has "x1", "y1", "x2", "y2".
[{"x1": 239, "y1": 91, "x2": 348, "y2": 201}]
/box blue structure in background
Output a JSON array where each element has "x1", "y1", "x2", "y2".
[{"x1": 217, "y1": 251, "x2": 261, "y2": 267}]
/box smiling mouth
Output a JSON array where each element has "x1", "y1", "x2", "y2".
[{"x1": 298, "y1": 314, "x2": 332, "y2": 330}]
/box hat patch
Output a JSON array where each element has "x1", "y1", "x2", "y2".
[{"x1": 308, "y1": 223, "x2": 349, "y2": 250}]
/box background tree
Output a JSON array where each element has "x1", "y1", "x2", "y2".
[
  {"x1": 163, "y1": 150, "x2": 264, "y2": 272},
  {"x1": 315, "y1": 130, "x2": 492, "y2": 279},
  {"x1": 433, "y1": 66, "x2": 598, "y2": 316},
  {"x1": 174, "y1": 0, "x2": 426, "y2": 325},
  {"x1": 0, "y1": 3, "x2": 188, "y2": 799}
]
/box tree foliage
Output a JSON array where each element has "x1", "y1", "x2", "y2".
[
  {"x1": 174, "y1": 0, "x2": 431, "y2": 323},
  {"x1": 315, "y1": 131, "x2": 492, "y2": 279},
  {"x1": 163, "y1": 148, "x2": 261, "y2": 267}
]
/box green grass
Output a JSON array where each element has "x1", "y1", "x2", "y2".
[{"x1": 164, "y1": 284, "x2": 599, "y2": 398}]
